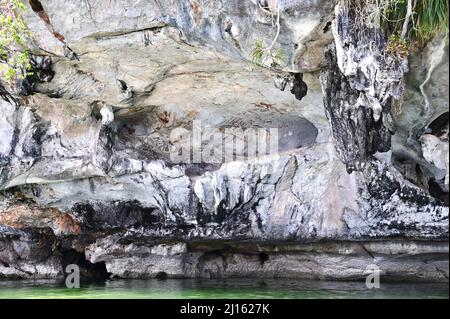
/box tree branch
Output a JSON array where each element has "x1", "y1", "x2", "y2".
[{"x1": 400, "y1": 0, "x2": 414, "y2": 40}]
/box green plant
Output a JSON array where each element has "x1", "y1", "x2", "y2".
[
  {"x1": 348, "y1": 0, "x2": 448, "y2": 58},
  {"x1": 384, "y1": 0, "x2": 449, "y2": 44},
  {"x1": 249, "y1": 4, "x2": 286, "y2": 68},
  {"x1": 0, "y1": 0, "x2": 33, "y2": 83},
  {"x1": 250, "y1": 38, "x2": 286, "y2": 67},
  {"x1": 386, "y1": 32, "x2": 409, "y2": 59}
]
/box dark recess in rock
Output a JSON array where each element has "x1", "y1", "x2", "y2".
[
  {"x1": 323, "y1": 21, "x2": 332, "y2": 33},
  {"x1": 259, "y1": 252, "x2": 269, "y2": 265},
  {"x1": 62, "y1": 249, "x2": 110, "y2": 281},
  {"x1": 429, "y1": 179, "x2": 449, "y2": 205},
  {"x1": 155, "y1": 271, "x2": 168, "y2": 280},
  {"x1": 0, "y1": 82, "x2": 17, "y2": 105},
  {"x1": 427, "y1": 112, "x2": 449, "y2": 138},
  {"x1": 392, "y1": 155, "x2": 449, "y2": 205},
  {"x1": 21, "y1": 55, "x2": 54, "y2": 94},
  {"x1": 290, "y1": 73, "x2": 308, "y2": 101},
  {"x1": 28, "y1": 0, "x2": 44, "y2": 13}
]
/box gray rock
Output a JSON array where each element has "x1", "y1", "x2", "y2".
[{"x1": 0, "y1": 0, "x2": 448, "y2": 281}]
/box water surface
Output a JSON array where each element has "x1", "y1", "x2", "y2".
[{"x1": 0, "y1": 279, "x2": 447, "y2": 299}]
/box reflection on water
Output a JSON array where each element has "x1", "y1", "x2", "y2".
[{"x1": 0, "y1": 279, "x2": 448, "y2": 299}]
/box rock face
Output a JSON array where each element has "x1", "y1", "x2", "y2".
[
  {"x1": 320, "y1": 3, "x2": 403, "y2": 173},
  {"x1": 392, "y1": 36, "x2": 449, "y2": 203},
  {"x1": 0, "y1": 0, "x2": 448, "y2": 281}
]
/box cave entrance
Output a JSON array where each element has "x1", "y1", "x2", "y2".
[{"x1": 62, "y1": 249, "x2": 111, "y2": 282}]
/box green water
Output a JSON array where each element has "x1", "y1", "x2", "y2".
[{"x1": 0, "y1": 279, "x2": 448, "y2": 299}]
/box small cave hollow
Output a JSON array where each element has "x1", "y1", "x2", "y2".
[
  {"x1": 259, "y1": 252, "x2": 269, "y2": 265},
  {"x1": 155, "y1": 272, "x2": 168, "y2": 280},
  {"x1": 291, "y1": 73, "x2": 308, "y2": 101},
  {"x1": 28, "y1": 0, "x2": 44, "y2": 13},
  {"x1": 62, "y1": 249, "x2": 111, "y2": 282}
]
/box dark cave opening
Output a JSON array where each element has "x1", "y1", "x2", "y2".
[
  {"x1": 427, "y1": 112, "x2": 449, "y2": 138},
  {"x1": 155, "y1": 272, "x2": 168, "y2": 280},
  {"x1": 429, "y1": 179, "x2": 449, "y2": 205},
  {"x1": 28, "y1": 0, "x2": 44, "y2": 13},
  {"x1": 259, "y1": 252, "x2": 269, "y2": 265},
  {"x1": 291, "y1": 73, "x2": 308, "y2": 101},
  {"x1": 62, "y1": 249, "x2": 110, "y2": 282}
]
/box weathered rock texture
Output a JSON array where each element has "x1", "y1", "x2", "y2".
[
  {"x1": 0, "y1": 0, "x2": 448, "y2": 281},
  {"x1": 320, "y1": 3, "x2": 403, "y2": 173}
]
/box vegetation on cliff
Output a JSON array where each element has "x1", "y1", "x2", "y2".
[
  {"x1": 0, "y1": 0, "x2": 32, "y2": 84},
  {"x1": 384, "y1": 0, "x2": 449, "y2": 44},
  {"x1": 350, "y1": 0, "x2": 448, "y2": 57}
]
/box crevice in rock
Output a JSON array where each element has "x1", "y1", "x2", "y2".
[
  {"x1": 392, "y1": 156, "x2": 429, "y2": 190},
  {"x1": 88, "y1": 25, "x2": 166, "y2": 40},
  {"x1": 0, "y1": 259, "x2": 10, "y2": 268},
  {"x1": 392, "y1": 111, "x2": 450, "y2": 204},
  {"x1": 222, "y1": 17, "x2": 243, "y2": 52},
  {"x1": 29, "y1": 0, "x2": 77, "y2": 59},
  {"x1": 0, "y1": 82, "x2": 17, "y2": 105}
]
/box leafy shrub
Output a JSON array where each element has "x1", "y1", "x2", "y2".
[
  {"x1": 348, "y1": 0, "x2": 448, "y2": 58},
  {"x1": 385, "y1": 0, "x2": 449, "y2": 44},
  {"x1": 0, "y1": 0, "x2": 32, "y2": 84},
  {"x1": 250, "y1": 38, "x2": 286, "y2": 68},
  {"x1": 386, "y1": 32, "x2": 409, "y2": 59}
]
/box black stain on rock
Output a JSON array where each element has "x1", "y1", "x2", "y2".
[
  {"x1": 72, "y1": 201, "x2": 161, "y2": 231},
  {"x1": 291, "y1": 73, "x2": 308, "y2": 101}
]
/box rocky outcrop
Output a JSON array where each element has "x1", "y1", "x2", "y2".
[
  {"x1": 392, "y1": 36, "x2": 449, "y2": 203},
  {"x1": 0, "y1": 0, "x2": 448, "y2": 281},
  {"x1": 320, "y1": 3, "x2": 404, "y2": 173},
  {"x1": 85, "y1": 239, "x2": 448, "y2": 281},
  {"x1": 23, "y1": 0, "x2": 336, "y2": 72}
]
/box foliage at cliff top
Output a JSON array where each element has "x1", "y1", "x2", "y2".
[
  {"x1": 0, "y1": 0, "x2": 32, "y2": 84},
  {"x1": 385, "y1": 0, "x2": 449, "y2": 44},
  {"x1": 351, "y1": 0, "x2": 449, "y2": 43}
]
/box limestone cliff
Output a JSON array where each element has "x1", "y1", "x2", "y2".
[{"x1": 0, "y1": 0, "x2": 448, "y2": 281}]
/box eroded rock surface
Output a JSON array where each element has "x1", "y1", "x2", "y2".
[{"x1": 0, "y1": 0, "x2": 448, "y2": 281}]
